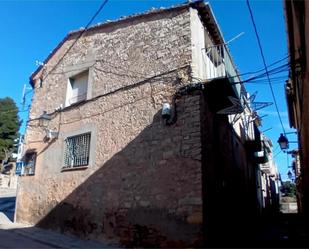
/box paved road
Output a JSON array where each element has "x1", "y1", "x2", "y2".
[
  {"x1": 0, "y1": 223, "x2": 117, "y2": 249},
  {"x1": 0, "y1": 188, "x2": 56, "y2": 248},
  {"x1": 0, "y1": 188, "x2": 16, "y2": 223},
  {"x1": 0, "y1": 188, "x2": 118, "y2": 248},
  {"x1": 0, "y1": 228, "x2": 54, "y2": 248}
]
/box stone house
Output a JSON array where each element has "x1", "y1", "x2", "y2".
[{"x1": 16, "y1": 1, "x2": 262, "y2": 247}]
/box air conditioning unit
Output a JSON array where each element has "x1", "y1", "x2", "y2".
[{"x1": 45, "y1": 129, "x2": 59, "y2": 140}]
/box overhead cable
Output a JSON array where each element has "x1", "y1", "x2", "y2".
[
  {"x1": 246, "y1": 0, "x2": 286, "y2": 134},
  {"x1": 41, "y1": 0, "x2": 109, "y2": 83}
]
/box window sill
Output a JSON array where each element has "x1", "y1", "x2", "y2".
[
  {"x1": 65, "y1": 99, "x2": 87, "y2": 109},
  {"x1": 61, "y1": 166, "x2": 89, "y2": 172},
  {"x1": 19, "y1": 174, "x2": 35, "y2": 177}
]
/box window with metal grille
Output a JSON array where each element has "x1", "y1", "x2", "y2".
[
  {"x1": 64, "y1": 133, "x2": 91, "y2": 168},
  {"x1": 24, "y1": 151, "x2": 36, "y2": 175}
]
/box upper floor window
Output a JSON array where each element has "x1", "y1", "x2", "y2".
[{"x1": 65, "y1": 70, "x2": 88, "y2": 106}]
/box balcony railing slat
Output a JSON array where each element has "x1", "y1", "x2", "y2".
[{"x1": 203, "y1": 43, "x2": 242, "y2": 98}]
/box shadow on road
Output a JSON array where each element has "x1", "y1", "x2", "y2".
[
  {"x1": 0, "y1": 196, "x2": 16, "y2": 222},
  {"x1": 0, "y1": 225, "x2": 116, "y2": 248}
]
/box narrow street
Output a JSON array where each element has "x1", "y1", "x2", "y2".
[
  {"x1": 205, "y1": 212, "x2": 309, "y2": 248},
  {"x1": 254, "y1": 213, "x2": 309, "y2": 248}
]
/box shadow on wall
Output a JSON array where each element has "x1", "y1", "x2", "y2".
[
  {"x1": 31, "y1": 86, "x2": 258, "y2": 247},
  {"x1": 36, "y1": 99, "x2": 204, "y2": 248}
]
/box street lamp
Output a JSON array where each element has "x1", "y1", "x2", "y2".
[
  {"x1": 287, "y1": 170, "x2": 293, "y2": 180},
  {"x1": 38, "y1": 111, "x2": 51, "y2": 127},
  {"x1": 278, "y1": 133, "x2": 289, "y2": 150},
  {"x1": 37, "y1": 111, "x2": 58, "y2": 140}
]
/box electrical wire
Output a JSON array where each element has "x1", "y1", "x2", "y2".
[
  {"x1": 26, "y1": 65, "x2": 190, "y2": 123},
  {"x1": 229, "y1": 63, "x2": 289, "y2": 86},
  {"x1": 11, "y1": 0, "x2": 110, "y2": 117},
  {"x1": 228, "y1": 54, "x2": 289, "y2": 79},
  {"x1": 242, "y1": 63, "x2": 289, "y2": 82},
  {"x1": 274, "y1": 150, "x2": 282, "y2": 158},
  {"x1": 0, "y1": 59, "x2": 289, "y2": 115},
  {"x1": 41, "y1": 0, "x2": 109, "y2": 83},
  {"x1": 246, "y1": 0, "x2": 286, "y2": 134},
  {"x1": 48, "y1": 51, "x2": 289, "y2": 84},
  {"x1": 273, "y1": 144, "x2": 280, "y2": 154}
]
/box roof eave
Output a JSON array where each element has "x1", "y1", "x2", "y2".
[{"x1": 29, "y1": 32, "x2": 75, "y2": 88}]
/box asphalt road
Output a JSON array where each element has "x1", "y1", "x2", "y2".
[
  {"x1": 0, "y1": 189, "x2": 55, "y2": 248},
  {"x1": 0, "y1": 228, "x2": 55, "y2": 249},
  {"x1": 0, "y1": 188, "x2": 16, "y2": 223}
]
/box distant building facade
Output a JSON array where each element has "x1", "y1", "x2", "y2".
[{"x1": 256, "y1": 135, "x2": 280, "y2": 214}]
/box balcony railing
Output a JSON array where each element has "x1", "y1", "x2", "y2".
[{"x1": 202, "y1": 43, "x2": 241, "y2": 97}]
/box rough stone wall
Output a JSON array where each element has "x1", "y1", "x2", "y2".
[
  {"x1": 17, "y1": 82, "x2": 203, "y2": 246},
  {"x1": 16, "y1": 8, "x2": 204, "y2": 247},
  {"x1": 28, "y1": 8, "x2": 191, "y2": 120}
]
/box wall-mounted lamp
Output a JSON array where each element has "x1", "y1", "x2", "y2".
[
  {"x1": 38, "y1": 111, "x2": 58, "y2": 140},
  {"x1": 277, "y1": 133, "x2": 289, "y2": 151},
  {"x1": 38, "y1": 111, "x2": 51, "y2": 127}
]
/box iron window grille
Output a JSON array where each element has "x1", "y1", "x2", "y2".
[
  {"x1": 64, "y1": 133, "x2": 91, "y2": 168},
  {"x1": 24, "y1": 152, "x2": 36, "y2": 175}
]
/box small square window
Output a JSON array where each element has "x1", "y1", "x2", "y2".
[
  {"x1": 23, "y1": 151, "x2": 37, "y2": 175},
  {"x1": 66, "y1": 71, "x2": 88, "y2": 106},
  {"x1": 63, "y1": 133, "x2": 91, "y2": 169}
]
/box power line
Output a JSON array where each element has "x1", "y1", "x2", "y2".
[
  {"x1": 274, "y1": 150, "x2": 282, "y2": 158},
  {"x1": 230, "y1": 54, "x2": 289, "y2": 79},
  {"x1": 242, "y1": 63, "x2": 289, "y2": 83},
  {"x1": 27, "y1": 65, "x2": 190, "y2": 123},
  {"x1": 41, "y1": 0, "x2": 109, "y2": 83},
  {"x1": 246, "y1": 0, "x2": 286, "y2": 134},
  {"x1": 230, "y1": 63, "x2": 289, "y2": 86},
  {"x1": 21, "y1": 0, "x2": 109, "y2": 117},
  {"x1": 5, "y1": 57, "x2": 289, "y2": 115},
  {"x1": 273, "y1": 144, "x2": 280, "y2": 154}
]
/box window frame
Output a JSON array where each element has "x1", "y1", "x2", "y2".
[
  {"x1": 63, "y1": 132, "x2": 91, "y2": 170},
  {"x1": 23, "y1": 151, "x2": 37, "y2": 176},
  {"x1": 65, "y1": 70, "x2": 89, "y2": 107}
]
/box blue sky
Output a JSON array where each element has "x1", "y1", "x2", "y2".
[{"x1": 0, "y1": 0, "x2": 297, "y2": 180}]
